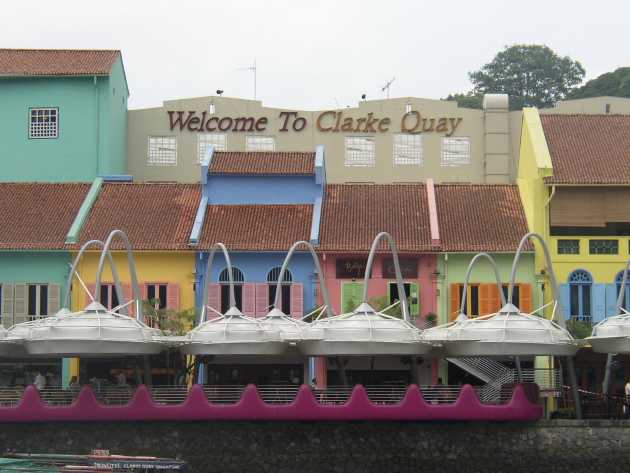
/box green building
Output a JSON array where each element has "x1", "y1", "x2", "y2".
[{"x1": 0, "y1": 49, "x2": 128, "y2": 181}]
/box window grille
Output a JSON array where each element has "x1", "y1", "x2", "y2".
[
  {"x1": 441, "y1": 137, "x2": 470, "y2": 166},
  {"x1": 219, "y1": 267, "x2": 245, "y2": 283},
  {"x1": 589, "y1": 239, "x2": 618, "y2": 255},
  {"x1": 267, "y1": 267, "x2": 293, "y2": 283},
  {"x1": 345, "y1": 136, "x2": 375, "y2": 167},
  {"x1": 558, "y1": 239, "x2": 580, "y2": 255},
  {"x1": 198, "y1": 133, "x2": 227, "y2": 163},
  {"x1": 246, "y1": 135, "x2": 275, "y2": 152},
  {"x1": 29, "y1": 108, "x2": 58, "y2": 139},
  {"x1": 393, "y1": 134, "x2": 423, "y2": 166},
  {"x1": 148, "y1": 136, "x2": 177, "y2": 166}
]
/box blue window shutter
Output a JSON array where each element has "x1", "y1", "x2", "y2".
[
  {"x1": 559, "y1": 284, "x2": 570, "y2": 320},
  {"x1": 593, "y1": 284, "x2": 606, "y2": 323},
  {"x1": 605, "y1": 284, "x2": 618, "y2": 318}
]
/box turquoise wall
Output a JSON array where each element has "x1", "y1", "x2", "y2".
[{"x1": 0, "y1": 58, "x2": 127, "y2": 182}]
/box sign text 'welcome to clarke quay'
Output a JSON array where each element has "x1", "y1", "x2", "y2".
[{"x1": 167, "y1": 110, "x2": 463, "y2": 136}]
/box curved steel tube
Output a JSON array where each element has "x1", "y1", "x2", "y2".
[
  {"x1": 273, "y1": 240, "x2": 333, "y2": 317},
  {"x1": 615, "y1": 258, "x2": 630, "y2": 310},
  {"x1": 199, "y1": 243, "x2": 235, "y2": 326},
  {"x1": 63, "y1": 239, "x2": 124, "y2": 312},
  {"x1": 95, "y1": 230, "x2": 143, "y2": 320},
  {"x1": 459, "y1": 252, "x2": 506, "y2": 317},
  {"x1": 362, "y1": 232, "x2": 410, "y2": 322}
]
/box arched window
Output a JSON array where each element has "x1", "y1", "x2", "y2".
[
  {"x1": 267, "y1": 267, "x2": 292, "y2": 314},
  {"x1": 569, "y1": 270, "x2": 592, "y2": 322},
  {"x1": 218, "y1": 267, "x2": 244, "y2": 312},
  {"x1": 615, "y1": 270, "x2": 630, "y2": 312}
]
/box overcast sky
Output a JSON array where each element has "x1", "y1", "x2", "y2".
[{"x1": 3, "y1": 0, "x2": 628, "y2": 110}]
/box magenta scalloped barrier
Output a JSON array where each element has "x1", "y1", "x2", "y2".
[{"x1": 0, "y1": 384, "x2": 542, "y2": 423}]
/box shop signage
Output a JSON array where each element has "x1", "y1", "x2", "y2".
[
  {"x1": 382, "y1": 257, "x2": 418, "y2": 279},
  {"x1": 336, "y1": 259, "x2": 368, "y2": 279},
  {"x1": 167, "y1": 110, "x2": 463, "y2": 136}
]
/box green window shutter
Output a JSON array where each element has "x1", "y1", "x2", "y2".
[
  {"x1": 48, "y1": 283, "x2": 61, "y2": 315},
  {"x1": 1, "y1": 284, "x2": 13, "y2": 328},
  {"x1": 409, "y1": 282, "x2": 420, "y2": 317},
  {"x1": 13, "y1": 283, "x2": 27, "y2": 323}
]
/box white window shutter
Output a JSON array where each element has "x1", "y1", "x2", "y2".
[
  {"x1": 48, "y1": 283, "x2": 61, "y2": 315},
  {"x1": 13, "y1": 284, "x2": 27, "y2": 322},
  {"x1": 1, "y1": 284, "x2": 13, "y2": 328}
]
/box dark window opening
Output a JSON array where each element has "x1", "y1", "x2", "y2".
[
  {"x1": 502, "y1": 285, "x2": 520, "y2": 308},
  {"x1": 221, "y1": 284, "x2": 243, "y2": 313},
  {"x1": 551, "y1": 223, "x2": 630, "y2": 236},
  {"x1": 147, "y1": 284, "x2": 167, "y2": 310},
  {"x1": 269, "y1": 284, "x2": 291, "y2": 314},
  {"x1": 28, "y1": 285, "x2": 37, "y2": 316}
]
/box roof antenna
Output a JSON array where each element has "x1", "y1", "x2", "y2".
[
  {"x1": 238, "y1": 59, "x2": 257, "y2": 100},
  {"x1": 381, "y1": 77, "x2": 396, "y2": 99}
]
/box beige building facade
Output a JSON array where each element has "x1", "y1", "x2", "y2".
[{"x1": 128, "y1": 94, "x2": 519, "y2": 184}]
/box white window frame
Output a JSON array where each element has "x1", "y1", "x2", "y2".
[
  {"x1": 29, "y1": 107, "x2": 59, "y2": 139},
  {"x1": 345, "y1": 136, "x2": 376, "y2": 167},
  {"x1": 441, "y1": 137, "x2": 471, "y2": 167},
  {"x1": 147, "y1": 136, "x2": 177, "y2": 166},
  {"x1": 393, "y1": 134, "x2": 423, "y2": 166},
  {"x1": 27, "y1": 283, "x2": 48, "y2": 319},
  {"x1": 197, "y1": 133, "x2": 227, "y2": 163},
  {"x1": 245, "y1": 135, "x2": 275, "y2": 152}
]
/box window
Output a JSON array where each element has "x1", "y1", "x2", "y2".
[
  {"x1": 219, "y1": 267, "x2": 245, "y2": 313},
  {"x1": 0, "y1": 285, "x2": 2, "y2": 322},
  {"x1": 246, "y1": 135, "x2": 275, "y2": 151},
  {"x1": 502, "y1": 285, "x2": 520, "y2": 308},
  {"x1": 558, "y1": 239, "x2": 580, "y2": 255},
  {"x1": 27, "y1": 284, "x2": 48, "y2": 319},
  {"x1": 345, "y1": 136, "x2": 375, "y2": 167},
  {"x1": 267, "y1": 267, "x2": 292, "y2": 314},
  {"x1": 29, "y1": 107, "x2": 58, "y2": 139},
  {"x1": 569, "y1": 270, "x2": 592, "y2": 322},
  {"x1": 458, "y1": 284, "x2": 479, "y2": 317},
  {"x1": 441, "y1": 137, "x2": 470, "y2": 166},
  {"x1": 146, "y1": 284, "x2": 168, "y2": 310},
  {"x1": 198, "y1": 133, "x2": 227, "y2": 163},
  {"x1": 589, "y1": 239, "x2": 618, "y2": 255},
  {"x1": 99, "y1": 284, "x2": 120, "y2": 310},
  {"x1": 615, "y1": 271, "x2": 630, "y2": 312},
  {"x1": 148, "y1": 136, "x2": 177, "y2": 166},
  {"x1": 393, "y1": 134, "x2": 423, "y2": 166}
]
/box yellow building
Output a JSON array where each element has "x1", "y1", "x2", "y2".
[{"x1": 518, "y1": 109, "x2": 630, "y2": 392}]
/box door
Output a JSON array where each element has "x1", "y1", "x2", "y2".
[
  {"x1": 342, "y1": 282, "x2": 364, "y2": 313},
  {"x1": 388, "y1": 282, "x2": 419, "y2": 318}
]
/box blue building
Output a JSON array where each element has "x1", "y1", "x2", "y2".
[{"x1": 190, "y1": 147, "x2": 325, "y2": 317}]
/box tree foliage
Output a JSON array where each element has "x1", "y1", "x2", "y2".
[
  {"x1": 468, "y1": 44, "x2": 585, "y2": 110},
  {"x1": 444, "y1": 93, "x2": 483, "y2": 109},
  {"x1": 569, "y1": 67, "x2": 630, "y2": 99}
]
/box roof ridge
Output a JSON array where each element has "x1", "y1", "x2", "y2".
[{"x1": 0, "y1": 48, "x2": 120, "y2": 53}]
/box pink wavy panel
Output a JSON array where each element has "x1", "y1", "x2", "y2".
[{"x1": 0, "y1": 384, "x2": 542, "y2": 423}]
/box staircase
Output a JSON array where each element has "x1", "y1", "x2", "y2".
[{"x1": 447, "y1": 357, "x2": 516, "y2": 403}]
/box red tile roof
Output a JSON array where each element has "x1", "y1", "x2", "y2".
[
  {"x1": 318, "y1": 184, "x2": 433, "y2": 252},
  {"x1": 198, "y1": 205, "x2": 312, "y2": 251},
  {"x1": 209, "y1": 151, "x2": 315, "y2": 175},
  {"x1": 76, "y1": 183, "x2": 200, "y2": 250},
  {"x1": 541, "y1": 114, "x2": 630, "y2": 184},
  {"x1": 0, "y1": 183, "x2": 89, "y2": 250},
  {"x1": 0, "y1": 49, "x2": 120, "y2": 76},
  {"x1": 435, "y1": 184, "x2": 531, "y2": 252}
]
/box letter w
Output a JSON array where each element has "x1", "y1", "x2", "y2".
[{"x1": 168, "y1": 111, "x2": 195, "y2": 131}]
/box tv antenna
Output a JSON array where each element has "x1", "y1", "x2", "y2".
[
  {"x1": 381, "y1": 77, "x2": 396, "y2": 99},
  {"x1": 238, "y1": 59, "x2": 257, "y2": 99}
]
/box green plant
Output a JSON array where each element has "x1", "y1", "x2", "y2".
[
  {"x1": 142, "y1": 300, "x2": 196, "y2": 335},
  {"x1": 565, "y1": 319, "x2": 592, "y2": 339},
  {"x1": 425, "y1": 312, "x2": 437, "y2": 326}
]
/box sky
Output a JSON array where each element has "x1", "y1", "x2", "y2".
[{"x1": 3, "y1": 0, "x2": 629, "y2": 110}]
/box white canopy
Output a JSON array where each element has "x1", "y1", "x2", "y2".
[
  {"x1": 0, "y1": 325, "x2": 11, "y2": 357},
  {"x1": 22, "y1": 302, "x2": 163, "y2": 357},
  {"x1": 587, "y1": 312, "x2": 630, "y2": 354},
  {"x1": 180, "y1": 307, "x2": 287, "y2": 356},
  {"x1": 260, "y1": 308, "x2": 307, "y2": 342},
  {"x1": 299, "y1": 302, "x2": 431, "y2": 356},
  {"x1": 423, "y1": 303, "x2": 577, "y2": 357}
]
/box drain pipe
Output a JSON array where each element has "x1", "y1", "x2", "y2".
[{"x1": 510, "y1": 232, "x2": 582, "y2": 419}]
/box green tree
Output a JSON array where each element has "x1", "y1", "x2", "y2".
[
  {"x1": 444, "y1": 93, "x2": 483, "y2": 109},
  {"x1": 468, "y1": 44, "x2": 585, "y2": 110},
  {"x1": 569, "y1": 67, "x2": 630, "y2": 99}
]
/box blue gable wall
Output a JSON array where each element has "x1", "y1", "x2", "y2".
[
  {"x1": 195, "y1": 252, "x2": 317, "y2": 313},
  {"x1": 207, "y1": 175, "x2": 320, "y2": 204}
]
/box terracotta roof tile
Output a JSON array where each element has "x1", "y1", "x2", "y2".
[
  {"x1": 198, "y1": 204, "x2": 312, "y2": 251},
  {"x1": 0, "y1": 49, "x2": 119, "y2": 76},
  {"x1": 435, "y1": 184, "x2": 531, "y2": 252},
  {"x1": 76, "y1": 183, "x2": 200, "y2": 250},
  {"x1": 0, "y1": 183, "x2": 89, "y2": 250},
  {"x1": 541, "y1": 114, "x2": 630, "y2": 184},
  {"x1": 209, "y1": 151, "x2": 315, "y2": 175},
  {"x1": 318, "y1": 184, "x2": 433, "y2": 252}
]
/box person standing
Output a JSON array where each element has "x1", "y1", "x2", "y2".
[
  {"x1": 625, "y1": 378, "x2": 630, "y2": 417},
  {"x1": 33, "y1": 371, "x2": 46, "y2": 391}
]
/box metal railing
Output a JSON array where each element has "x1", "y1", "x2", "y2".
[
  {"x1": 557, "y1": 386, "x2": 628, "y2": 419},
  {"x1": 0, "y1": 383, "x2": 537, "y2": 407}
]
